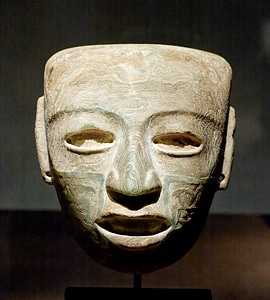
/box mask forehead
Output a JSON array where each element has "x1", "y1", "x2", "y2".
[{"x1": 44, "y1": 44, "x2": 232, "y2": 126}]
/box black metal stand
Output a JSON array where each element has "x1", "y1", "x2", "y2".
[
  {"x1": 133, "y1": 274, "x2": 142, "y2": 289},
  {"x1": 65, "y1": 274, "x2": 212, "y2": 299}
]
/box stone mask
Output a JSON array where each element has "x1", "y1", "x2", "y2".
[{"x1": 35, "y1": 44, "x2": 236, "y2": 274}]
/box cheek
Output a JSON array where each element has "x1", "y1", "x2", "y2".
[
  {"x1": 170, "y1": 183, "x2": 202, "y2": 208},
  {"x1": 54, "y1": 172, "x2": 106, "y2": 221},
  {"x1": 161, "y1": 178, "x2": 204, "y2": 227},
  {"x1": 151, "y1": 153, "x2": 210, "y2": 179}
]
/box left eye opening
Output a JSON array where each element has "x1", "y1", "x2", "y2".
[
  {"x1": 65, "y1": 128, "x2": 114, "y2": 153},
  {"x1": 152, "y1": 132, "x2": 203, "y2": 156}
]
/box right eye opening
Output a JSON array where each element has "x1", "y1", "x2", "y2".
[
  {"x1": 64, "y1": 128, "x2": 115, "y2": 154},
  {"x1": 66, "y1": 128, "x2": 114, "y2": 147},
  {"x1": 152, "y1": 132, "x2": 202, "y2": 147},
  {"x1": 152, "y1": 132, "x2": 203, "y2": 156}
]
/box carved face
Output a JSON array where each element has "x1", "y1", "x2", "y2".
[{"x1": 35, "y1": 44, "x2": 235, "y2": 273}]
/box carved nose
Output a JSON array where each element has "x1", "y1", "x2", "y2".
[
  {"x1": 106, "y1": 186, "x2": 161, "y2": 210},
  {"x1": 105, "y1": 141, "x2": 162, "y2": 210}
]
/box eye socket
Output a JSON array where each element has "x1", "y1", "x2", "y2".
[
  {"x1": 65, "y1": 128, "x2": 114, "y2": 154},
  {"x1": 152, "y1": 132, "x2": 203, "y2": 156}
]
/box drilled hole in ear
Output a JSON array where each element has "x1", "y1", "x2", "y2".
[
  {"x1": 45, "y1": 171, "x2": 53, "y2": 177},
  {"x1": 218, "y1": 174, "x2": 225, "y2": 182}
]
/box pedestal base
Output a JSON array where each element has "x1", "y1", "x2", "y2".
[{"x1": 65, "y1": 287, "x2": 212, "y2": 299}]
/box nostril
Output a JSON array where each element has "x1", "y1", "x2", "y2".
[{"x1": 106, "y1": 187, "x2": 161, "y2": 211}]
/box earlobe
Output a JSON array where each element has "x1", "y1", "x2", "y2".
[
  {"x1": 219, "y1": 106, "x2": 236, "y2": 190},
  {"x1": 35, "y1": 96, "x2": 53, "y2": 184}
]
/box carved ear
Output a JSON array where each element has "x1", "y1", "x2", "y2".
[
  {"x1": 219, "y1": 106, "x2": 236, "y2": 190},
  {"x1": 35, "y1": 96, "x2": 53, "y2": 184}
]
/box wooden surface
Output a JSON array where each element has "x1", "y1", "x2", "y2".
[{"x1": 1, "y1": 211, "x2": 270, "y2": 299}]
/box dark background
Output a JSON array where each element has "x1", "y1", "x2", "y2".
[
  {"x1": 1, "y1": 2, "x2": 270, "y2": 299},
  {"x1": 1, "y1": 2, "x2": 270, "y2": 210}
]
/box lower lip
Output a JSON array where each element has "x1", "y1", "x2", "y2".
[{"x1": 95, "y1": 224, "x2": 173, "y2": 249}]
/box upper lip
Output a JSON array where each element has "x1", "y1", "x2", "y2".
[{"x1": 95, "y1": 214, "x2": 171, "y2": 236}]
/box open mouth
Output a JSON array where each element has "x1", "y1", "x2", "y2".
[{"x1": 95, "y1": 215, "x2": 172, "y2": 248}]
